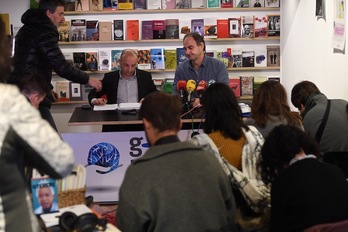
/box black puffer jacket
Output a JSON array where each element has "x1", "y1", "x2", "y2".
[{"x1": 9, "y1": 9, "x2": 89, "y2": 105}]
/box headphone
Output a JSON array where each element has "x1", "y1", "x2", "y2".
[{"x1": 59, "y1": 211, "x2": 107, "y2": 232}]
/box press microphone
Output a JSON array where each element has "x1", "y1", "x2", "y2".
[
  {"x1": 177, "y1": 80, "x2": 187, "y2": 100},
  {"x1": 186, "y1": 80, "x2": 196, "y2": 103},
  {"x1": 163, "y1": 82, "x2": 173, "y2": 94},
  {"x1": 196, "y1": 80, "x2": 207, "y2": 98},
  {"x1": 208, "y1": 79, "x2": 216, "y2": 86}
]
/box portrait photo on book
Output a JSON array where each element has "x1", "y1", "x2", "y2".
[{"x1": 31, "y1": 177, "x2": 59, "y2": 215}]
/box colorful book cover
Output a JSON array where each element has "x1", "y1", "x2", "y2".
[
  {"x1": 90, "y1": 0, "x2": 104, "y2": 10},
  {"x1": 241, "y1": 15, "x2": 254, "y2": 38},
  {"x1": 250, "y1": 0, "x2": 264, "y2": 7},
  {"x1": 221, "y1": 0, "x2": 233, "y2": 7},
  {"x1": 113, "y1": 20, "x2": 124, "y2": 40},
  {"x1": 86, "y1": 20, "x2": 99, "y2": 41},
  {"x1": 217, "y1": 51, "x2": 229, "y2": 68},
  {"x1": 152, "y1": 20, "x2": 166, "y2": 39},
  {"x1": 111, "y1": 49, "x2": 123, "y2": 70},
  {"x1": 242, "y1": 50, "x2": 255, "y2": 67},
  {"x1": 191, "y1": 19, "x2": 204, "y2": 37},
  {"x1": 254, "y1": 47, "x2": 267, "y2": 67},
  {"x1": 63, "y1": 52, "x2": 74, "y2": 67},
  {"x1": 176, "y1": 47, "x2": 188, "y2": 65},
  {"x1": 86, "y1": 51, "x2": 98, "y2": 71},
  {"x1": 176, "y1": 0, "x2": 190, "y2": 8},
  {"x1": 147, "y1": 0, "x2": 162, "y2": 9},
  {"x1": 99, "y1": 21, "x2": 112, "y2": 41},
  {"x1": 141, "y1": 20, "x2": 153, "y2": 40},
  {"x1": 254, "y1": 16, "x2": 268, "y2": 38},
  {"x1": 150, "y1": 48, "x2": 165, "y2": 70},
  {"x1": 118, "y1": 0, "x2": 134, "y2": 9},
  {"x1": 98, "y1": 50, "x2": 111, "y2": 70},
  {"x1": 204, "y1": 18, "x2": 217, "y2": 38},
  {"x1": 165, "y1": 49, "x2": 177, "y2": 69},
  {"x1": 229, "y1": 78, "x2": 240, "y2": 97},
  {"x1": 73, "y1": 52, "x2": 87, "y2": 70},
  {"x1": 191, "y1": 0, "x2": 206, "y2": 8},
  {"x1": 253, "y1": 76, "x2": 267, "y2": 93},
  {"x1": 217, "y1": 19, "x2": 229, "y2": 38},
  {"x1": 234, "y1": 0, "x2": 249, "y2": 7},
  {"x1": 56, "y1": 81, "x2": 71, "y2": 101},
  {"x1": 267, "y1": 15, "x2": 280, "y2": 37},
  {"x1": 162, "y1": 0, "x2": 176, "y2": 9},
  {"x1": 31, "y1": 177, "x2": 59, "y2": 215},
  {"x1": 240, "y1": 76, "x2": 254, "y2": 96},
  {"x1": 75, "y1": 0, "x2": 90, "y2": 11},
  {"x1": 58, "y1": 20, "x2": 70, "y2": 42},
  {"x1": 134, "y1": 0, "x2": 147, "y2": 9},
  {"x1": 228, "y1": 17, "x2": 241, "y2": 38},
  {"x1": 126, "y1": 19, "x2": 139, "y2": 40},
  {"x1": 71, "y1": 19, "x2": 87, "y2": 41},
  {"x1": 266, "y1": 45, "x2": 280, "y2": 67},
  {"x1": 205, "y1": 50, "x2": 217, "y2": 58},
  {"x1": 231, "y1": 48, "x2": 242, "y2": 67},
  {"x1": 138, "y1": 49, "x2": 151, "y2": 70},
  {"x1": 179, "y1": 19, "x2": 191, "y2": 39},
  {"x1": 207, "y1": 0, "x2": 220, "y2": 8},
  {"x1": 165, "y1": 19, "x2": 179, "y2": 39},
  {"x1": 103, "y1": 0, "x2": 118, "y2": 10}
]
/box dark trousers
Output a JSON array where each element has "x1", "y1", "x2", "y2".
[{"x1": 39, "y1": 104, "x2": 58, "y2": 132}]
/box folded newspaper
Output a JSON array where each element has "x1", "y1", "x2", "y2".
[{"x1": 93, "y1": 103, "x2": 141, "y2": 111}]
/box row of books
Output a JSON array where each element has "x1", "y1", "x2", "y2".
[
  {"x1": 230, "y1": 75, "x2": 280, "y2": 97},
  {"x1": 61, "y1": 0, "x2": 280, "y2": 12},
  {"x1": 58, "y1": 15, "x2": 280, "y2": 42},
  {"x1": 63, "y1": 45, "x2": 279, "y2": 72}
]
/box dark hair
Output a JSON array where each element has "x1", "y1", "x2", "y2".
[
  {"x1": 251, "y1": 80, "x2": 302, "y2": 128},
  {"x1": 39, "y1": 0, "x2": 66, "y2": 13},
  {"x1": 201, "y1": 83, "x2": 243, "y2": 139},
  {"x1": 19, "y1": 74, "x2": 50, "y2": 97},
  {"x1": 291, "y1": 81, "x2": 321, "y2": 110},
  {"x1": 183, "y1": 32, "x2": 206, "y2": 52},
  {"x1": 0, "y1": 18, "x2": 11, "y2": 82},
  {"x1": 140, "y1": 92, "x2": 182, "y2": 132},
  {"x1": 259, "y1": 125, "x2": 320, "y2": 185}
]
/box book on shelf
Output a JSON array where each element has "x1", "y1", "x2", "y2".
[
  {"x1": 240, "y1": 76, "x2": 254, "y2": 96},
  {"x1": 267, "y1": 76, "x2": 280, "y2": 82},
  {"x1": 82, "y1": 85, "x2": 94, "y2": 100},
  {"x1": 86, "y1": 20, "x2": 99, "y2": 41},
  {"x1": 138, "y1": 49, "x2": 151, "y2": 70},
  {"x1": 165, "y1": 49, "x2": 177, "y2": 69},
  {"x1": 141, "y1": 20, "x2": 153, "y2": 40},
  {"x1": 176, "y1": 47, "x2": 188, "y2": 65},
  {"x1": 191, "y1": 0, "x2": 206, "y2": 8},
  {"x1": 221, "y1": 0, "x2": 233, "y2": 8},
  {"x1": 152, "y1": 20, "x2": 166, "y2": 39},
  {"x1": 147, "y1": 0, "x2": 162, "y2": 9},
  {"x1": 205, "y1": 50, "x2": 217, "y2": 58},
  {"x1": 175, "y1": 0, "x2": 190, "y2": 8},
  {"x1": 217, "y1": 19, "x2": 229, "y2": 38},
  {"x1": 267, "y1": 15, "x2": 280, "y2": 37},
  {"x1": 217, "y1": 51, "x2": 230, "y2": 68},
  {"x1": 204, "y1": 18, "x2": 217, "y2": 39},
  {"x1": 191, "y1": 19, "x2": 204, "y2": 37},
  {"x1": 254, "y1": 16, "x2": 268, "y2": 38},
  {"x1": 70, "y1": 82, "x2": 83, "y2": 101},
  {"x1": 241, "y1": 16, "x2": 254, "y2": 38},
  {"x1": 75, "y1": 0, "x2": 89, "y2": 11},
  {"x1": 179, "y1": 19, "x2": 191, "y2": 39},
  {"x1": 118, "y1": 0, "x2": 134, "y2": 9},
  {"x1": 31, "y1": 177, "x2": 59, "y2": 215},
  {"x1": 228, "y1": 17, "x2": 241, "y2": 38},
  {"x1": 71, "y1": 19, "x2": 87, "y2": 41},
  {"x1": 234, "y1": 0, "x2": 249, "y2": 8},
  {"x1": 58, "y1": 21, "x2": 70, "y2": 42},
  {"x1": 56, "y1": 81, "x2": 71, "y2": 101},
  {"x1": 150, "y1": 48, "x2": 165, "y2": 70},
  {"x1": 253, "y1": 75, "x2": 267, "y2": 93},
  {"x1": 134, "y1": 0, "x2": 147, "y2": 9},
  {"x1": 265, "y1": 0, "x2": 279, "y2": 7},
  {"x1": 73, "y1": 52, "x2": 87, "y2": 70},
  {"x1": 242, "y1": 50, "x2": 255, "y2": 67},
  {"x1": 113, "y1": 20, "x2": 124, "y2": 40},
  {"x1": 162, "y1": 0, "x2": 176, "y2": 9},
  {"x1": 111, "y1": 49, "x2": 123, "y2": 70},
  {"x1": 207, "y1": 0, "x2": 220, "y2": 8},
  {"x1": 165, "y1": 19, "x2": 179, "y2": 39},
  {"x1": 250, "y1": 0, "x2": 264, "y2": 7},
  {"x1": 229, "y1": 78, "x2": 241, "y2": 97},
  {"x1": 98, "y1": 50, "x2": 111, "y2": 70},
  {"x1": 85, "y1": 51, "x2": 98, "y2": 71},
  {"x1": 254, "y1": 47, "x2": 267, "y2": 67},
  {"x1": 266, "y1": 45, "x2": 280, "y2": 67},
  {"x1": 103, "y1": 0, "x2": 118, "y2": 10},
  {"x1": 63, "y1": 52, "x2": 74, "y2": 67},
  {"x1": 126, "y1": 19, "x2": 139, "y2": 40},
  {"x1": 90, "y1": 0, "x2": 104, "y2": 10},
  {"x1": 65, "y1": 0, "x2": 76, "y2": 11},
  {"x1": 231, "y1": 48, "x2": 242, "y2": 67},
  {"x1": 99, "y1": 21, "x2": 112, "y2": 41}
]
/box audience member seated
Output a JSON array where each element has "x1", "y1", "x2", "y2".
[
  {"x1": 245, "y1": 80, "x2": 303, "y2": 138},
  {"x1": 259, "y1": 125, "x2": 348, "y2": 232},
  {"x1": 0, "y1": 18, "x2": 74, "y2": 232},
  {"x1": 291, "y1": 80, "x2": 348, "y2": 153},
  {"x1": 88, "y1": 49, "x2": 158, "y2": 132},
  {"x1": 116, "y1": 92, "x2": 237, "y2": 232}
]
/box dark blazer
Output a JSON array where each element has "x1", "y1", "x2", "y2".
[{"x1": 88, "y1": 69, "x2": 158, "y2": 105}]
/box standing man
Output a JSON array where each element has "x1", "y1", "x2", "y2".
[
  {"x1": 9, "y1": 0, "x2": 102, "y2": 131},
  {"x1": 291, "y1": 80, "x2": 348, "y2": 153},
  {"x1": 172, "y1": 32, "x2": 229, "y2": 105},
  {"x1": 117, "y1": 92, "x2": 236, "y2": 232}
]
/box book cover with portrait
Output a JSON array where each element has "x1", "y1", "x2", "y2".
[{"x1": 31, "y1": 177, "x2": 59, "y2": 215}]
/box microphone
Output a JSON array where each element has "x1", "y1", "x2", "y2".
[
  {"x1": 196, "y1": 80, "x2": 207, "y2": 98},
  {"x1": 177, "y1": 80, "x2": 187, "y2": 100},
  {"x1": 186, "y1": 80, "x2": 196, "y2": 103},
  {"x1": 163, "y1": 82, "x2": 173, "y2": 94},
  {"x1": 208, "y1": 79, "x2": 216, "y2": 86}
]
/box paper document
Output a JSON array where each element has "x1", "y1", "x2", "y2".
[
  {"x1": 93, "y1": 104, "x2": 118, "y2": 111},
  {"x1": 118, "y1": 102, "x2": 141, "y2": 110}
]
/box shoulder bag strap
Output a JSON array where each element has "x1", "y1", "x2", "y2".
[{"x1": 315, "y1": 100, "x2": 331, "y2": 143}]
